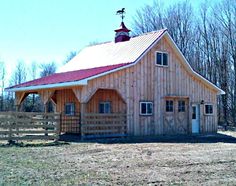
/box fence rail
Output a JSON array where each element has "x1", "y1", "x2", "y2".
[
  {"x1": 60, "y1": 114, "x2": 80, "y2": 134},
  {"x1": 0, "y1": 112, "x2": 60, "y2": 141},
  {"x1": 81, "y1": 113, "x2": 127, "y2": 139}
]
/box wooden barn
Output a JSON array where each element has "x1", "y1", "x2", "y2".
[{"x1": 7, "y1": 21, "x2": 224, "y2": 138}]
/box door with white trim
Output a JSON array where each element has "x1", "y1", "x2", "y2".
[{"x1": 192, "y1": 104, "x2": 200, "y2": 133}]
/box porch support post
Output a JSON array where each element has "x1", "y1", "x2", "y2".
[
  {"x1": 15, "y1": 92, "x2": 28, "y2": 112},
  {"x1": 80, "y1": 102, "x2": 86, "y2": 140},
  {"x1": 39, "y1": 90, "x2": 55, "y2": 113},
  {"x1": 39, "y1": 90, "x2": 55, "y2": 136}
]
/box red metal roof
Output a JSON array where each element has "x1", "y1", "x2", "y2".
[{"x1": 8, "y1": 63, "x2": 131, "y2": 89}]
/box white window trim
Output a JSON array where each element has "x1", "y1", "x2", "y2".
[
  {"x1": 99, "y1": 101, "x2": 111, "y2": 114},
  {"x1": 65, "y1": 103, "x2": 75, "y2": 116},
  {"x1": 204, "y1": 104, "x2": 214, "y2": 115},
  {"x1": 140, "y1": 101, "x2": 153, "y2": 116},
  {"x1": 155, "y1": 51, "x2": 169, "y2": 67}
]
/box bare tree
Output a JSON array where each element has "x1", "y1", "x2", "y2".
[
  {"x1": 64, "y1": 51, "x2": 77, "y2": 64},
  {"x1": 10, "y1": 60, "x2": 27, "y2": 86},
  {"x1": 40, "y1": 62, "x2": 57, "y2": 77},
  {"x1": 0, "y1": 60, "x2": 5, "y2": 111}
]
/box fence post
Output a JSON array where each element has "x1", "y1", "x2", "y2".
[
  {"x1": 56, "y1": 113, "x2": 61, "y2": 141},
  {"x1": 8, "y1": 121, "x2": 13, "y2": 144},
  {"x1": 80, "y1": 103, "x2": 86, "y2": 140}
]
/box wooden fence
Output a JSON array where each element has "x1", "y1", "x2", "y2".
[
  {"x1": 0, "y1": 112, "x2": 60, "y2": 141},
  {"x1": 60, "y1": 114, "x2": 80, "y2": 134},
  {"x1": 81, "y1": 113, "x2": 127, "y2": 139}
]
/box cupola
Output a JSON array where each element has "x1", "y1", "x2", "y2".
[
  {"x1": 114, "y1": 22, "x2": 131, "y2": 43},
  {"x1": 115, "y1": 8, "x2": 131, "y2": 43}
]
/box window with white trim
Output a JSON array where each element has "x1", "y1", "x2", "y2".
[
  {"x1": 156, "y1": 52, "x2": 168, "y2": 66},
  {"x1": 140, "y1": 102, "x2": 153, "y2": 115},
  {"x1": 65, "y1": 103, "x2": 75, "y2": 116},
  {"x1": 99, "y1": 102, "x2": 111, "y2": 113},
  {"x1": 166, "y1": 100, "x2": 174, "y2": 112},
  {"x1": 205, "y1": 104, "x2": 213, "y2": 115}
]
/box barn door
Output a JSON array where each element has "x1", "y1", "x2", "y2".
[
  {"x1": 163, "y1": 99, "x2": 175, "y2": 134},
  {"x1": 164, "y1": 98, "x2": 189, "y2": 134},
  {"x1": 175, "y1": 99, "x2": 189, "y2": 134}
]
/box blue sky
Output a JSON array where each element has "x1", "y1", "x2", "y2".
[{"x1": 0, "y1": 0, "x2": 212, "y2": 84}]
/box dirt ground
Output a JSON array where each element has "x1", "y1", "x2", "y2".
[{"x1": 0, "y1": 131, "x2": 236, "y2": 185}]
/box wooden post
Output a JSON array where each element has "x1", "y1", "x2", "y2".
[
  {"x1": 80, "y1": 102, "x2": 86, "y2": 140},
  {"x1": 200, "y1": 104, "x2": 204, "y2": 133},
  {"x1": 15, "y1": 105, "x2": 20, "y2": 112},
  {"x1": 44, "y1": 103, "x2": 49, "y2": 136},
  {"x1": 15, "y1": 92, "x2": 28, "y2": 112}
]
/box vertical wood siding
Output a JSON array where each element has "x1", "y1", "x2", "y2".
[{"x1": 34, "y1": 35, "x2": 218, "y2": 135}]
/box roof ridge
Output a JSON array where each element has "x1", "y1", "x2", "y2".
[
  {"x1": 131, "y1": 28, "x2": 168, "y2": 38},
  {"x1": 84, "y1": 29, "x2": 168, "y2": 48}
]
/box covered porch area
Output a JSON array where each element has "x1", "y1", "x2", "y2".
[{"x1": 13, "y1": 87, "x2": 128, "y2": 139}]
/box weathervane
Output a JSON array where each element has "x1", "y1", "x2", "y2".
[{"x1": 116, "y1": 8, "x2": 125, "y2": 22}]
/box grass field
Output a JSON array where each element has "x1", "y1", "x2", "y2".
[{"x1": 0, "y1": 131, "x2": 236, "y2": 185}]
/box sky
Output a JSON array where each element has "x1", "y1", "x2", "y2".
[{"x1": 0, "y1": 0, "x2": 210, "y2": 86}]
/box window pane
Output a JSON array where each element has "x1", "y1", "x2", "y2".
[
  {"x1": 163, "y1": 53, "x2": 168, "y2": 66},
  {"x1": 205, "y1": 105, "x2": 213, "y2": 114},
  {"x1": 192, "y1": 106, "x2": 196, "y2": 119},
  {"x1": 147, "y1": 103, "x2": 153, "y2": 114},
  {"x1": 141, "y1": 103, "x2": 146, "y2": 114},
  {"x1": 178, "y1": 100, "x2": 185, "y2": 112},
  {"x1": 99, "y1": 103, "x2": 104, "y2": 113},
  {"x1": 156, "y1": 52, "x2": 162, "y2": 65},
  {"x1": 105, "y1": 103, "x2": 111, "y2": 113},
  {"x1": 99, "y1": 102, "x2": 111, "y2": 113},
  {"x1": 166, "y1": 100, "x2": 173, "y2": 112},
  {"x1": 65, "y1": 103, "x2": 75, "y2": 115},
  {"x1": 65, "y1": 105, "x2": 70, "y2": 114}
]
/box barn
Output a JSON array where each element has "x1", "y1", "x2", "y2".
[{"x1": 6, "y1": 21, "x2": 225, "y2": 138}]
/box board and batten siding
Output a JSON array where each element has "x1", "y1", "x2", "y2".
[
  {"x1": 76, "y1": 34, "x2": 218, "y2": 136},
  {"x1": 86, "y1": 89, "x2": 126, "y2": 113},
  {"x1": 55, "y1": 89, "x2": 80, "y2": 114}
]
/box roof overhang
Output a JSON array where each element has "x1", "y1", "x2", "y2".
[{"x1": 6, "y1": 79, "x2": 88, "y2": 92}]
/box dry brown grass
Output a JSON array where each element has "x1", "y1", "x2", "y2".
[{"x1": 0, "y1": 132, "x2": 236, "y2": 185}]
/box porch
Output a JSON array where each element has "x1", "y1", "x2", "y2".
[
  {"x1": 0, "y1": 112, "x2": 127, "y2": 140},
  {"x1": 11, "y1": 87, "x2": 128, "y2": 139}
]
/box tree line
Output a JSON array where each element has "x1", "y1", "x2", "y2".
[
  {"x1": 0, "y1": 51, "x2": 77, "y2": 112},
  {"x1": 132, "y1": 0, "x2": 236, "y2": 126}
]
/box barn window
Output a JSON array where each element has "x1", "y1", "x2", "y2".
[
  {"x1": 140, "y1": 102, "x2": 153, "y2": 115},
  {"x1": 205, "y1": 104, "x2": 213, "y2": 115},
  {"x1": 65, "y1": 103, "x2": 75, "y2": 115},
  {"x1": 166, "y1": 100, "x2": 173, "y2": 112},
  {"x1": 156, "y1": 52, "x2": 168, "y2": 66},
  {"x1": 178, "y1": 100, "x2": 185, "y2": 112},
  {"x1": 99, "y1": 102, "x2": 111, "y2": 114}
]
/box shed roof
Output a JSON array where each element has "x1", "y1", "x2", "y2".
[{"x1": 7, "y1": 63, "x2": 131, "y2": 91}]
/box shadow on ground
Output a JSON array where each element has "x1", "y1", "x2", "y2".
[
  {"x1": 59, "y1": 132, "x2": 236, "y2": 144},
  {"x1": 0, "y1": 141, "x2": 69, "y2": 148},
  {"x1": 1, "y1": 132, "x2": 235, "y2": 147}
]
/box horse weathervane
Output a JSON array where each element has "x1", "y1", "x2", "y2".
[{"x1": 116, "y1": 8, "x2": 125, "y2": 22}]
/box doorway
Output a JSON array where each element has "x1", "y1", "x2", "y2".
[
  {"x1": 163, "y1": 98, "x2": 189, "y2": 134},
  {"x1": 192, "y1": 104, "x2": 200, "y2": 133}
]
